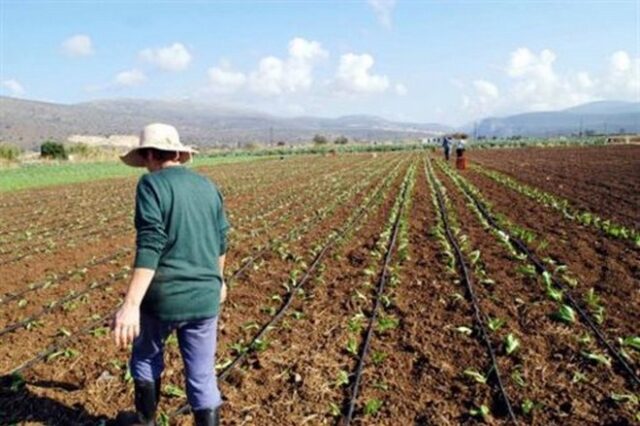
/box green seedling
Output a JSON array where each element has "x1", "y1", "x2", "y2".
[
  {"x1": 517, "y1": 264, "x2": 537, "y2": 277},
  {"x1": 521, "y1": 399, "x2": 541, "y2": 415},
  {"x1": 348, "y1": 313, "x2": 365, "y2": 333},
  {"x1": 242, "y1": 321, "x2": 260, "y2": 331},
  {"x1": 619, "y1": 336, "x2": 640, "y2": 351},
  {"x1": 377, "y1": 316, "x2": 399, "y2": 333},
  {"x1": 57, "y1": 327, "x2": 72, "y2": 337},
  {"x1": 584, "y1": 288, "x2": 601, "y2": 309},
  {"x1": 469, "y1": 404, "x2": 489, "y2": 420},
  {"x1": 505, "y1": 333, "x2": 520, "y2": 356},
  {"x1": 511, "y1": 367, "x2": 526, "y2": 388},
  {"x1": 373, "y1": 381, "x2": 389, "y2": 391},
  {"x1": 363, "y1": 399, "x2": 383, "y2": 416},
  {"x1": 251, "y1": 338, "x2": 269, "y2": 352},
  {"x1": 463, "y1": 369, "x2": 487, "y2": 384},
  {"x1": 291, "y1": 311, "x2": 304, "y2": 320},
  {"x1": 9, "y1": 373, "x2": 25, "y2": 392},
  {"x1": 328, "y1": 402, "x2": 341, "y2": 417},
  {"x1": 487, "y1": 317, "x2": 505, "y2": 332},
  {"x1": 610, "y1": 393, "x2": 639, "y2": 405},
  {"x1": 335, "y1": 370, "x2": 349, "y2": 387},
  {"x1": 581, "y1": 351, "x2": 611, "y2": 368},
  {"x1": 571, "y1": 371, "x2": 587, "y2": 383},
  {"x1": 230, "y1": 342, "x2": 248, "y2": 355},
  {"x1": 468, "y1": 250, "x2": 481, "y2": 266},
  {"x1": 163, "y1": 384, "x2": 186, "y2": 398},
  {"x1": 89, "y1": 327, "x2": 109, "y2": 337},
  {"x1": 17, "y1": 299, "x2": 27, "y2": 308},
  {"x1": 346, "y1": 337, "x2": 359, "y2": 356},
  {"x1": 371, "y1": 351, "x2": 388, "y2": 365},
  {"x1": 554, "y1": 305, "x2": 576, "y2": 324}
]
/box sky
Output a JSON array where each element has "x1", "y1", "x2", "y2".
[{"x1": 0, "y1": 0, "x2": 638, "y2": 125}]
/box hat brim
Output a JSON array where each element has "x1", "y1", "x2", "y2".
[{"x1": 120, "y1": 145, "x2": 198, "y2": 168}]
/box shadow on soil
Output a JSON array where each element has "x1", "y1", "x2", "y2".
[{"x1": 0, "y1": 374, "x2": 110, "y2": 425}]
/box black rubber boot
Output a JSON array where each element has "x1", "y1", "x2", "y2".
[
  {"x1": 193, "y1": 407, "x2": 220, "y2": 426},
  {"x1": 134, "y1": 379, "x2": 160, "y2": 425}
]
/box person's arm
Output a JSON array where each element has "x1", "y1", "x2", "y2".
[
  {"x1": 113, "y1": 268, "x2": 155, "y2": 348},
  {"x1": 219, "y1": 254, "x2": 227, "y2": 303}
]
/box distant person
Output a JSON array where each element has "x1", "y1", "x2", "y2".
[
  {"x1": 456, "y1": 136, "x2": 467, "y2": 158},
  {"x1": 442, "y1": 137, "x2": 451, "y2": 161},
  {"x1": 113, "y1": 123, "x2": 229, "y2": 426}
]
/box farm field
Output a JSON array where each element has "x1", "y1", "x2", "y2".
[{"x1": 0, "y1": 148, "x2": 639, "y2": 425}]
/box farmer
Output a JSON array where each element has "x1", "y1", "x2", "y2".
[
  {"x1": 113, "y1": 123, "x2": 230, "y2": 426},
  {"x1": 442, "y1": 136, "x2": 451, "y2": 161},
  {"x1": 456, "y1": 135, "x2": 467, "y2": 158}
]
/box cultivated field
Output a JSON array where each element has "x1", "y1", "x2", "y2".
[{"x1": 0, "y1": 147, "x2": 638, "y2": 425}]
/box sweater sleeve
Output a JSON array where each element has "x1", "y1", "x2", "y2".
[
  {"x1": 134, "y1": 176, "x2": 167, "y2": 269},
  {"x1": 216, "y1": 189, "x2": 231, "y2": 254}
]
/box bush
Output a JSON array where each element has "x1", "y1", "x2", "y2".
[
  {"x1": 41, "y1": 140, "x2": 67, "y2": 160},
  {"x1": 334, "y1": 136, "x2": 349, "y2": 145},
  {"x1": 312, "y1": 134, "x2": 328, "y2": 145},
  {"x1": 0, "y1": 143, "x2": 21, "y2": 161}
]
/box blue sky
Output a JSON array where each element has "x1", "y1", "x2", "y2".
[{"x1": 1, "y1": 0, "x2": 638, "y2": 125}]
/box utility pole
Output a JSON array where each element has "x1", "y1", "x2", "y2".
[
  {"x1": 269, "y1": 126, "x2": 273, "y2": 145},
  {"x1": 579, "y1": 116, "x2": 584, "y2": 138}
]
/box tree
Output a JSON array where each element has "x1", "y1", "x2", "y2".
[
  {"x1": 334, "y1": 136, "x2": 349, "y2": 145},
  {"x1": 312, "y1": 134, "x2": 328, "y2": 145},
  {"x1": 41, "y1": 140, "x2": 67, "y2": 160}
]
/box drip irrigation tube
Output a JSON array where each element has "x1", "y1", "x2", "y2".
[
  {"x1": 426, "y1": 157, "x2": 517, "y2": 424},
  {"x1": 444, "y1": 162, "x2": 640, "y2": 389}
]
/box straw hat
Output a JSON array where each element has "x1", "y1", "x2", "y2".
[{"x1": 120, "y1": 123, "x2": 198, "y2": 167}]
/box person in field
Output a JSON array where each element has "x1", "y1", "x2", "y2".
[
  {"x1": 456, "y1": 135, "x2": 467, "y2": 158},
  {"x1": 442, "y1": 136, "x2": 451, "y2": 161},
  {"x1": 113, "y1": 123, "x2": 229, "y2": 426}
]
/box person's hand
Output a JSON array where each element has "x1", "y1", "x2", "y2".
[
  {"x1": 220, "y1": 281, "x2": 228, "y2": 304},
  {"x1": 113, "y1": 302, "x2": 140, "y2": 349}
]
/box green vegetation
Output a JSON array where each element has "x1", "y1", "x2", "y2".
[
  {"x1": 41, "y1": 141, "x2": 68, "y2": 160},
  {"x1": 0, "y1": 155, "x2": 264, "y2": 192},
  {"x1": 0, "y1": 143, "x2": 21, "y2": 161}
]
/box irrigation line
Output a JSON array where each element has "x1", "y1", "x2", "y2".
[
  {"x1": 0, "y1": 248, "x2": 132, "y2": 307},
  {"x1": 443, "y1": 163, "x2": 640, "y2": 389},
  {"x1": 171, "y1": 160, "x2": 407, "y2": 419},
  {"x1": 341, "y1": 165, "x2": 411, "y2": 425},
  {"x1": 0, "y1": 270, "x2": 130, "y2": 338},
  {"x1": 426, "y1": 157, "x2": 518, "y2": 423}
]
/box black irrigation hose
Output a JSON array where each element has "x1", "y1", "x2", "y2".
[
  {"x1": 342, "y1": 169, "x2": 410, "y2": 426},
  {"x1": 0, "y1": 270, "x2": 130, "y2": 338},
  {"x1": 171, "y1": 161, "x2": 405, "y2": 418},
  {"x1": 7, "y1": 306, "x2": 120, "y2": 375},
  {"x1": 426, "y1": 157, "x2": 518, "y2": 424},
  {"x1": 447, "y1": 164, "x2": 640, "y2": 389},
  {"x1": 0, "y1": 248, "x2": 133, "y2": 307}
]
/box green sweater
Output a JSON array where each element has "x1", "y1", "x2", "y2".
[{"x1": 134, "y1": 166, "x2": 230, "y2": 321}]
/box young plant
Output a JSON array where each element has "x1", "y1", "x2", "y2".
[
  {"x1": 363, "y1": 399, "x2": 383, "y2": 416},
  {"x1": 371, "y1": 351, "x2": 388, "y2": 365},
  {"x1": 463, "y1": 369, "x2": 487, "y2": 384},
  {"x1": 334, "y1": 370, "x2": 349, "y2": 387},
  {"x1": 487, "y1": 317, "x2": 505, "y2": 332},
  {"x1": 346, "y1": 337, "x2": 359, "y2": 356},
  {"x1": 554, "y1": 305, "x2": 576, "y2": 324},
  {"x1": 581, "y1": 351, "x2": 611, "y2": 368},
  {"x1": 469, "y1": 404, "x2": 490, "y2": 421},
  {"x1": 504, "y1": 333, "x2": 520, "y2": 356},
  {"x1": 163, "y1": 384, "x2": 186, "y2": 398}
]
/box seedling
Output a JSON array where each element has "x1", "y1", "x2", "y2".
[
  {"x1": 581, "y1": 351, "x2": 611, "y2": 368},
  {"x1": 521, "y1": 399, "x2": 541, "y2": 415},
  {"x1": 610, "y1": 393, "x2": 639, "y2": 405},
  {"x1": 463, "y1": 369, "x2": 487, "y2": 384},
  {"x1": 335, "y1": 370, "x2": 349, "y2": 387},
  {"x1": 511, "y1": 367, "x2": 526, "y2": 388},
  {"x1": 251, "y1": 338, "x2": 269, "y2": 352},
  {"x1": 363, "y1": 399, "x2": 383, "y2": 416},
  {"x1": 163, "y1": 384, "x2": 186, "y2": 398},
  {"x1": 346, "y1": 337, "x2": 359, "y2": 356},
  {"x1": 487, "y1": 317, "x2": 505, "y2": 332},
  {"x1": 377, "y1": 316, "x2": 399, "y2": 333},
  {"x1": 328, "y1": 402, "x2": 341, "y2": 417},
  {"x1": 619, "y1": 336, "x2": 640, "y2": 351},
  {"x1": 89, "y1": 327, "x2": 109, "y2": 337},
  {"x1": 455, "y1": 326, "x2": 473, "y2": 336},
  {"x1": 371, "y1": 351, "x2": 388, "y2": 365},
  {"x1": 469, "y1": 404, "x2": 489, "y2": 420},
  {"x1": 504, "y1": 333, "x2": 520, "y2": 356},
  {"x1": 554, "y1": 305, "x2": 576, "y2": 324}
]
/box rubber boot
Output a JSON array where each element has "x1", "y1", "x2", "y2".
[
  {"x1": 116, "y1": 379, "x2": 160, "y2": 426},
  {"x1": 193, "y1": 407, "x2": 220, "y2": 426},
  {"x1": 134, "y1": 379, "x2": 160, "y2": 425}
]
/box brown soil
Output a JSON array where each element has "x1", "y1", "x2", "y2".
[{"x1": 468, "y1": 145, "x2": 640, "y2": 229}]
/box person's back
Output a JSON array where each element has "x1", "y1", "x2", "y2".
[{"x1": 135, "y1": 166, "x2": 229, "y2": 321}]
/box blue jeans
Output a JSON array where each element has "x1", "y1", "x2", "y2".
[{"x1": 130, "y1": 313, "x2": 222, "y2": 410}]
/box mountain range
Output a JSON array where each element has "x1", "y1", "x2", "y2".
[{"x1": 0, "y1": 97, "x2": 638, "y2": 149}]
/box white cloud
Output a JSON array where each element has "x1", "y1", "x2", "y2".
[
  {"x1": 473, "y1": 80, "x2": 499, "y2": 99},
  {"x1": 62, "y1": 34, "x2": 94, "y2": 57},
  {"x1": 207, "y1": 65, "x2": 247, "y2": 94},
  {"x1": 368, "y1": 0, "x2": 397, "y2": 29},
  {"x1": 115, "y1": 69, "x2": 146, "y2": 86},
  {"x1": 2, "y1": 79, "x2": 25, "y2": 96},
  {"x1": 335, "y1": 53, "x2": 390, "y2": 94},
  {"x1": 610, "y1": 50, "x2": 631, "y2": 72},
  {"x1": 247, "y1": 37, "x2": 328, "y2": 95},
  {"x1": 395, "y1": 83, "x2": 408, "y2": 96},
  {"x1": 140, "y1": 42, "x2": 192, "y2": 72},
  {"x1": 606, "y1": 50, "x2": 639, "y2": 95}
]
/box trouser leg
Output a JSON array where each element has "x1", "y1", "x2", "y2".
[{"x1": 176, "y1": 316, "x2": 222, "y2": 411}]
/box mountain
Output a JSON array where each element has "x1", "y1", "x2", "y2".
[
  {"x1": 0, "y1": 97, "x2": 451, "y2": 149},
  {"x1": 474, "y1": 101, "x2": 640, "y2": 138}
]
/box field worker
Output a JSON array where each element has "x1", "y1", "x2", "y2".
[
  {"x1": 113, "y1": 123, "x2": 230, "y2": 426},
  {"x1": 442, "y1": 136, "x2": 451, "y2": 161},
  {"x1": 456, "y1": 135, "x2": 467, "y2": 158}
]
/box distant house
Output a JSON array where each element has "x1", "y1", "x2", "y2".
[{"x1": 606, "y1": 134, "x2": 640, "y2": 144}]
